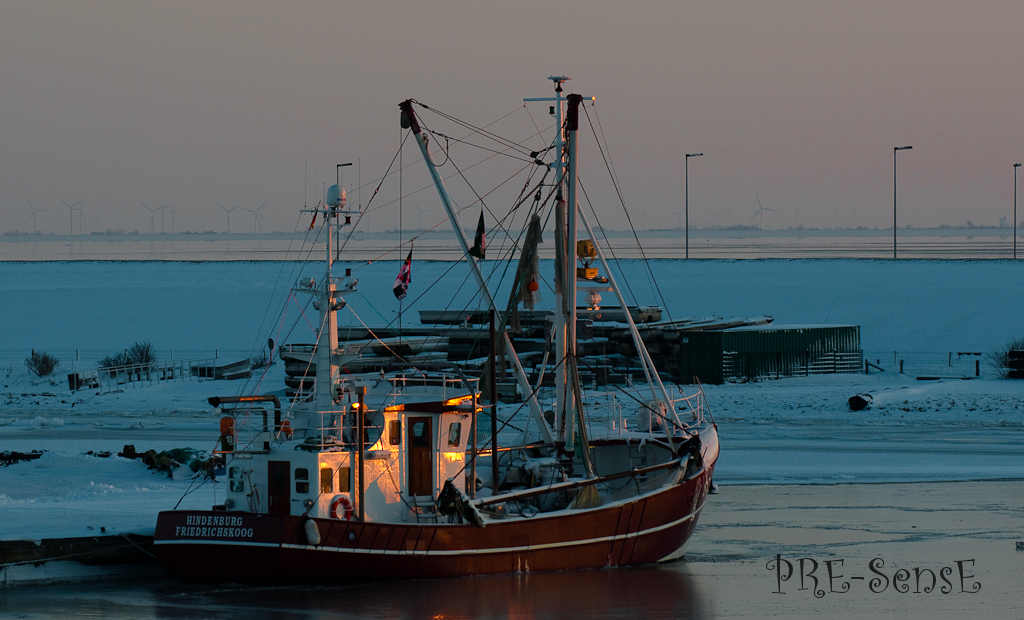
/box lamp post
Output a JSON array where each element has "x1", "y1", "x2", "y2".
[
  {"x1": 893, "y1": 146, "x2": 912, "y2": 260},
  {"x1": 1015, "y1": 163, "x2": 1022, "y2": 259},
  {"x1": 685, "y1": 152, "x2": 703, "y2": 259}
]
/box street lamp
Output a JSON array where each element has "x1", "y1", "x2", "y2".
[
  {"x1": 893, "y1": 146, "x2": 912, "y2": 260},
  {"x1": 1015, "y1": 163, "x2": 1022, "y2": 259},
  {"x1": 685, "y1": 152, "x2": 703, "y2": 259}
]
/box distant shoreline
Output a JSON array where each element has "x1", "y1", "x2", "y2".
[{"x1": 1, "y1": 227, "x2": 1021, "y2": 261}]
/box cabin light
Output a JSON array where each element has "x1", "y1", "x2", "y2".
[{"x1": 224, "y1": 499, "x2": 234, "y2": 509}]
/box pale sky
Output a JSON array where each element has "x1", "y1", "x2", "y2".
[{"x1": 2, "y1": 1, "x2": 1022, "y2": 235}]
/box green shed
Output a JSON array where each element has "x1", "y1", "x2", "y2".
[{"x1": 671, "y1": 324, "x2": 862, "y2": 384}]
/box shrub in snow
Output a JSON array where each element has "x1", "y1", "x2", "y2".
[
  {"x1": 100, "y1": 340, "x2": 158, "y2": 368},
  {"x1": 25, "y1": 350, "x2": 59, "y2": 377},
  {"x1": 248, "y1": 350, "x2": 276, "y2": 369},
  {"x1": 990, "y1": 336, "x2": 1024, "y2": 378}
]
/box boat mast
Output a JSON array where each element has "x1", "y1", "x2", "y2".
[
  {"x1": 316, "y1": 185, "x2": 341, "y2": 413},
  {"x1": 525, "y1": 77, "x2": 571, "y2": 445},
  {"x1": 398, "y1": 100, "x2": 555, "y2": 446},
  {"x1": 564, "y1": 94, "x2": 582, "y2": 452},
  {"x1": 564, "y1": 93, "x2": 598, "y2": 475},
  {"x1": 308, "y1": 171, "x2": 353, "y2": 414}
]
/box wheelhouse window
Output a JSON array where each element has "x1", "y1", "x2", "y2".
[
  {"x1": 389, "y1": 419, "x2": 401, "y2": 445},
  {"x1": 295, "y1": 468, "x2": 310, "y2": 494},
  {"x1": 337, "y1": 466, "x2": 351, "y2": 492},
  {"x1": 229, "y1": 466, "x2": 244, "y2": 492},
  {"x1": 447, "y1": 422, "x2": 462, "y2": 447},
  {"x1": 320, "y1": 467, "x2": 333, "y2": 494},
  {"x1": 411, "y1": 421, "x2": 430, "y2": 447}
]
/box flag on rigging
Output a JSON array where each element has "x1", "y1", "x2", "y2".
[
  {"x1": 393, "y1": 249, "x2": 412, "y2": 300},
  {"x1": 469, "y1": 210, "x2": 486, "y2": 260}
]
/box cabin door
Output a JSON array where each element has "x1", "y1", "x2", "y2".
[
  {"x1": 408, "y1": 417, "x2": 433, "y2": 496},
  {"x1": 268, "y1": 461, "x2": 290, "y2": 516}
]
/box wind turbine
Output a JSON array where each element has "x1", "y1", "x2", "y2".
[
  {"x1": 140, "y1": 201, "x2": 160, "y2": 234},
  {"x1": 414, "y1": 204, "x2": 427, "y2": 230},
  {"x1": 243, "y1": 202, "x2": 268, "y2": 233},
  {"x1": 256, "y1": 202, "x2": 267, "y2": 233},
  {"x1": 61, "y1": 200, "x2": 85, "y2": 235},
  {"x1": 163, "y1": 203, "x2": 176, "y2": 233},
  {"x1": 218, "y1": 204, "x2": 241, "y2": 233},
  {"x1": 27, "y1": 200, "x2": 46, "y2": 233},
  {"x1": 750, "y1": 191, "x2": 778, "y2": 231}
]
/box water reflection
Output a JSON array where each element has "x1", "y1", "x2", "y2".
[{"x1": 1, "y1": 564, "x2": 712, "y2": 619}]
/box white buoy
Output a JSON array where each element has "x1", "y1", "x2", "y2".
[{"x1": 304, "y1": 518, "x2": 321, "y2": 546}]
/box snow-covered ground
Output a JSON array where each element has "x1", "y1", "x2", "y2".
[{"x1": 0, "y1": 259, "x2": 1022, "y2": 544}]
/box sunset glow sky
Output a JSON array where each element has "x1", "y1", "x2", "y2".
[{"x1": 2, "y1": 1, "x2": 1022, "y2": 235}]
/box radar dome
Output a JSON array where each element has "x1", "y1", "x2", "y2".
[{"x1": 326, "y1": 185, "x2": 347, "y2": 207}]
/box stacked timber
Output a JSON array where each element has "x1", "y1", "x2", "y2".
[{"x1": 280, "y1": 306, "x2": 787, "y2": 398}]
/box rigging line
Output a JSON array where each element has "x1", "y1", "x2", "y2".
[
  {"x1": 523, "y1": 103, "x2": 545, "y2": 151},
  {"x1": 336, "y1": 132, "x2": 410, "y2": 259},
  {"x1": 277, "y1": 290, "x2": 314, "y2": 347},
  {"x1": 416, "y1": 104, "x2": 553, "y2": 170},
  {"x1": 448, "y1": 355, "x2": 570, "y2": 482},
  {"x1": 578, "y1": 178, "x2": 640, "y2": 308},
  {"x1": 350, "y1": 157, "x2": 537, "y2": 271},
  {"x1": 415, "y1": 101, "x2": 535, "y2": 157},
  {"x1": 357, "y1": 132, "x2": 541, "y2": 221},
  {"x1": 428, "y1": 129, "x2": 535, "y2": 164},
  {"x1": 589, "y1": 104, "x2": 622, "y2": 192},
  {"x1": 343, "y1": 305, "x2": 414, "y2": 364},
  {"x1": 478, "y1": 163, "x2": 539, "y2": 261},
  {"x1": 239, "y1": 210, "x2": 327, "y2": 397},
  {"x1": 581, "y1": 106, "x2": 673, "y2": 323},
  {"x1": 243, "y1": 209, "x2": 312, "y2": 393},
  {"x1": 573, "y1": 355, "x2": 691, "y2": 433},
  {"x1": 444, "y1": 152, "x2": 531, "y2": 260}
]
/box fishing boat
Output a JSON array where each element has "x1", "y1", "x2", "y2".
[{"x1": 153, "y1": 77, "x2": 719, "y2": 581}]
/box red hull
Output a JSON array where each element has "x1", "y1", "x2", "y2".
[{"x1": 154, "y1": 466, "x2": 714, "y2": 581}]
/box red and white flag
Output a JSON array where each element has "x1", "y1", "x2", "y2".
[{"x1": 393, "y1": 249, "x2": 412, "y2": 300}]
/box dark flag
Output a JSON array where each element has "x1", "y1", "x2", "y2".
[
  {"x1": 393, "y1": 249, "x2": 412, "y2": 300},
  {"x1": 469, "y1": 211, "x2": 486, "y2": 260}
]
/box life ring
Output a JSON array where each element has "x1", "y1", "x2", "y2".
[{"x1": 329, "y1": 495, "x2": 353, "y2": 520}]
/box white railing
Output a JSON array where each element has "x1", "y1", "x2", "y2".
[{"x1": 96, "y1": 358, "x2": 216, "y2": 393}]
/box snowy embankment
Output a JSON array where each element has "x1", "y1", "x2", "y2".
[{"x1": 0, "y1": 259, "x2": 1022, "y2": 544}]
